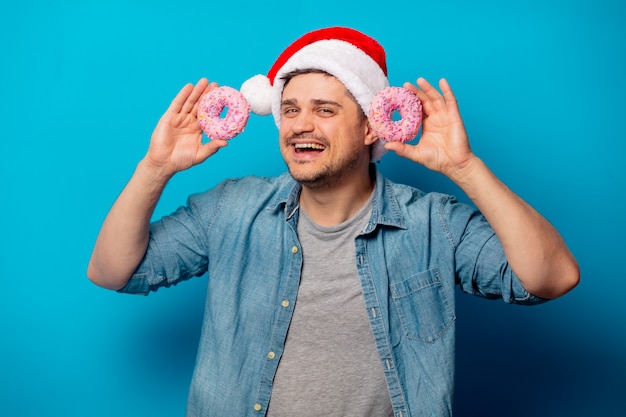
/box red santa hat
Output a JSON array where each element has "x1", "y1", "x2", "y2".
[{"x1": 240, "y1": 26, "x2": 390, "y2": 161}]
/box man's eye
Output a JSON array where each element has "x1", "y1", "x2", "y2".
[
  {"x1": 282, "y1": 108, "x2": 298, "y2": 116},
  {"x1": 318, "y1": 108, "x2": 334, "y2": 115}
]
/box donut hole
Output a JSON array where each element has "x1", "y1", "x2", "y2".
[
  {"x1": 391, "y1": 109, "x2": 402, "y2": 122},
  {"x1": 219, "y1": 107, "x2": 229, "y2": 118}
]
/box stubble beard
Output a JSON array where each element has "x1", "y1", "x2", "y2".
[{"x1": 284, "y1": 148, "x2": 362, "y2": 191}]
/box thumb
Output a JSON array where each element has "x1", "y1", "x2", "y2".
[
  {"x1": 384, "y1": 141, "x2": 424, "y2": 165},
  {"x1": 197, "y1": 139, "x2": 229, "y2": 163}
]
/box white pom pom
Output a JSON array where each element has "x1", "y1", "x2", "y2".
[{"x1": 240, "y1": 74, "x2": 273, "y2": 115}]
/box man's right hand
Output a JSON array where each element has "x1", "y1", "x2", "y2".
[{"x1": 144, "y1": 78, "x2": 229, "y2": 180}]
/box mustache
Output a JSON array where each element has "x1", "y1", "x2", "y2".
[{"x1": 284, "y1": 134, "x2": 329, "y2": 146}]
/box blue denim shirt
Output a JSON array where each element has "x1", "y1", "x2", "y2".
[{"x1": 120, "y1": 167, "x2": 545, "y2": 417}]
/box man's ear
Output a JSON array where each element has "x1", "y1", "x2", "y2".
[{"x1": 364, "y1": 119, "x2": 379, "y2": 146}]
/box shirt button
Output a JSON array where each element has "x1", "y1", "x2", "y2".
[
  {"x1": 253, "y1": 403, "x2": 262, "y2": 412},
  {"x1": 291, "y1": 246, "x2": 298, "y2": 254},
  {"x1": 281, "y1": 299, "x2": 290, "y2": 308},
  {"x1": 268, "y1": 351, "x2": 276, "y2": 359}
]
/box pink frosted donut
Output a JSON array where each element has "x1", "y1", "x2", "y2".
[
  {"x1": 368, "y1": 87, "x2": 423, "y2": 142},
  {"x1": 197, "y1": 86, "x2": 250, "y2": 140}
]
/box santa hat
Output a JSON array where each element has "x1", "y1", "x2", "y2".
[{"x1": 240, "y1": 26, "x2": 390, "y2": 162}]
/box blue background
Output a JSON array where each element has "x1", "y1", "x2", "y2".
[{"x1": 1, "y1": 0, "x2": 624, "y2": 416}]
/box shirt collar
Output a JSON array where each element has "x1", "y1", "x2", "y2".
[
  {"x1": 268, "y1": 173, "x2": 300, "y2": 220},
  {"x1": 271, "y1": 165, "x2": 407, "y2": 229},
  {"x1": 366, "y1": 165, "x2": 407, "y2": 232}
]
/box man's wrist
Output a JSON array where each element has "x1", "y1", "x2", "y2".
[
  {"x1": 446, "y1": 155, "x2": 484, "y2": 188},
  {"x1": 136, "y1": 158, "x2": 173, "y2": 190}
]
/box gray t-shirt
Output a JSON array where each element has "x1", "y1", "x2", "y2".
[{"x1": 267, "y1": 194, "x2": 394, "y2": 417}]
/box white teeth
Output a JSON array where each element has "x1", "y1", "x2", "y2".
[{"x1": 294, "y1": 143, "x2": 326, "y2": 150}]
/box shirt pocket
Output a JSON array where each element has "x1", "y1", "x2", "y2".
[{"x1": 390, "y1": 268, "x2": 456, "y2": 343}]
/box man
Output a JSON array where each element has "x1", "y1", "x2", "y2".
[{"x1": 88, "y1": 27, "x2": 579, "y2": 416}]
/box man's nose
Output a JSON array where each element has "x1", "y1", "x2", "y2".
[{"x1": 290, "y1": 111, "x2": 315, "y2": 134}]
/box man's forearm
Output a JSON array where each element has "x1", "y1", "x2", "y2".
[
  {"x1": 87, "y1": 159, "x2": 171, "y2": 290},
  {"x1": 452, "y1": 157, "x2": 580, "y2": 299}
]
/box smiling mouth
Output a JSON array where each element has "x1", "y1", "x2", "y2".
[{"x1": 294, "y1": 143, "x2": 326, "y2": 153}]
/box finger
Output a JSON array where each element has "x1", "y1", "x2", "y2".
[
  {"x1": 402, "y1": 81, "x2": 418, "y2": 94},
  {"x1": 196, "y1": 139, "x2": 229, "y2": 163},
  {"x1": 439, "y1": 78, "x2": 460, "y2": 113},
  {"x1": 384, "y1": 141, "x2": 424, "y2": 165},
  {"x1": 192, "y1": 81, "x2": 219, "y2": 116},
  {"x1": 417, "y1": 77, "x2": 446, "y2": 112},
  {"x1": 167, "y1": 83, "x2": 195, "y2": 114},
  {"x1": 406, "y1": 79, "x2": 435, "y2": 117},
  {"x1": 181, "y1": 78, "x2": 210, "y2": 114}
]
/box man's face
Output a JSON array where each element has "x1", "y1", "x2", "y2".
[{"x1": 279, "y1": 72, "x2": 376, "y2": 190}]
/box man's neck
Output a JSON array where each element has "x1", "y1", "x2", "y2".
[{"x1": 298, "y1": 166, "x2": 375, "y2": 227}]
